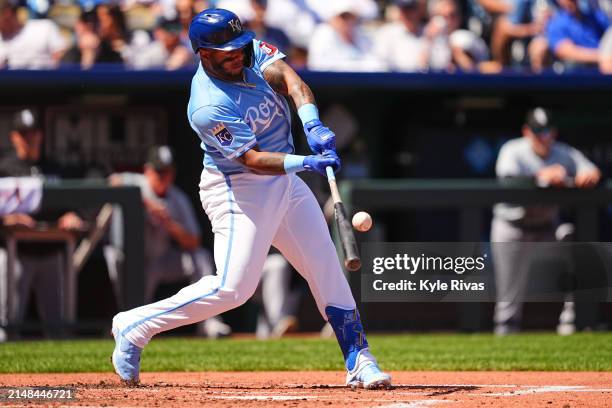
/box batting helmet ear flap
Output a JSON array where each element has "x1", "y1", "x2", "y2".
[{"x1": 243, "y1": 42, "x2": 254, "y2": 67}]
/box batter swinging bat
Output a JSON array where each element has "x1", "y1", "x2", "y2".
[{"x1": 325, "y1": 166, "x2": 361, "y2": 271}]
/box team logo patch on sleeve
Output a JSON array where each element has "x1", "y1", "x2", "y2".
[
  {"x1": 259, "y1": 41, "x2": 278, "y2": 56},
  {"x1": 212, "y1": 123, "x2": 233, "y2": 147}
]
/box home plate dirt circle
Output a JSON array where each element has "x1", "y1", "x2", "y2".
[{"x1": 1, "y1": 371, "x2": 611, "y2": 407}]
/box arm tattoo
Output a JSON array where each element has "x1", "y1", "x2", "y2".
[
  {"x1": 263, "y1": 60, "x2": 315, "y2": 109},
  {"x1": 263, "y1": 62, "x2": 289, "y2": 95}
]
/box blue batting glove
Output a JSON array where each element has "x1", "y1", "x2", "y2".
[
  {"x1": 304, "y1": 151, "x2": 341, "y2": 176},
  {"x1": 304, "y1": 119, "x2": 336, "y2": 154}
]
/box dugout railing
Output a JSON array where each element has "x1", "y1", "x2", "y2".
[{"x1": 337, "y1": 178, "x2": 612, "y2": 331}]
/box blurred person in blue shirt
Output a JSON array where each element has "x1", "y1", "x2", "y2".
[
  {"x1": 492, "y1": 0, "x2": 555, "y2": 70},
  {"x1": 546, "y1": 0, "x2": 609, "y2": 67}
]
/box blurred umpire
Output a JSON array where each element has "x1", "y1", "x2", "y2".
[{"x1": 491, "y1": 107, "x2": 601, "y2": 336}]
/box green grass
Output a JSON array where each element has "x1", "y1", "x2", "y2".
[{"x1": 0, "y1": 333, "x2": 611, "y2": 373}]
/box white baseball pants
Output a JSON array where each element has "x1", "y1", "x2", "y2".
[{"x1": 114, "y1": 169, "x2": 355, "y2": 348}]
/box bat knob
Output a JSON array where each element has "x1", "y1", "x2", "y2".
[{"x1": 345, "y1": 258, "x2": 362, "y2": 271}]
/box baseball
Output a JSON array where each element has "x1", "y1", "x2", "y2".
[{"x1": 352, "y1": 211, "x2": 372, "y2": 232}]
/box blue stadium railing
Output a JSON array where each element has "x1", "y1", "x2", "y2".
[{"x1": 2, "y1": 68, "x2": 612, "y2": 90}]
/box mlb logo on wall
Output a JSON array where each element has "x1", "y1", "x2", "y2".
[
  {"x1": 212, "y1": 123, "x2": 233, "y2": 146},
  {"x1": 259, "y1": 41, "x2": 277, "y2": 56}
]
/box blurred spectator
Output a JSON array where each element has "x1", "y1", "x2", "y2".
[
  {"x1": 491, "y1": 107, "x2": 601, "y2": 335},
  {"x1": 546, "y1": 0, "x2": 609, "y2": 67},
  {"x1": 93, "y1": 3, "x2": 130, "y2": 65},
  {"x1": 105, "y1": 145, "x2": 231, "y2": 338},
  {"x1": 175, "y1": 0, "x2": 197, "y2": 49},
  {"x1": 0, "y1": 0, "x2": 67, "y2": 69},
  {"x1": 0, "y1": 109, "x2": 85, "y2": 338},
  {"x1": 428, "y1": 0, "x2": 491, "y2": 71},
  {"x1": 308, "y1": 0, "x2": 384, "y2": 71},
  {"x1": 374, "y1": 0, "x2": 429, "y2": 72},
  {"x1": 63, "y1": 3, "x2": 131, "y2": 67},
  {"x1": 61, "y1": 9, "x2": 100, "y2": 69},
  {"x1": 600, "y1": 26, "x2": 612, "y2": 71},
  {"x1": 130, "y1": 17, "x2": 194, "y2": 69},
  {"x1": 263, "y1": 0, "x2": 321, "y2": 50},
  {"x1": 244, "y1": 0, "x2": 290, "y2": 53},
  {"x1": 309, "y1": 0, "x2": 379, "y2": 21},
  {"x1": 491, "y1": 0, "x2": 553, "y2": 69},
  {"x1": 466, "y1": 0, "x2": 512, "y2": 45}
]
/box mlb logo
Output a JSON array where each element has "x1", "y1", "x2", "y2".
[
  {"x1": 212, "y1": 123, "x2": 233, "y2": 147},
  {"x1": 259, "y1": 41, "x2": 277, "y2": 57}
]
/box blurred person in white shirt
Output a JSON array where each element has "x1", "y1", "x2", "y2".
[
  {"x1": 426, "y1": 0, "x2": 491, "y2": 71},
  {"x1": 0, "y1": 0, "x2": 67, "y2": 69},
  {"x1": 600, "y1": 27, "x2": 612, "y2": 72},
  {"x1": 307, "y1": 0, "x2": 384, "y2": 71},
  {"x1": 376, "y1": 0, "x2": 491, "y2": 72},
  {"x1": 130, "y1": 17, "x2": 195, "y2": 69},
  {"x1": 374, "y1": 0, "x2": 431, "y2": 71}
]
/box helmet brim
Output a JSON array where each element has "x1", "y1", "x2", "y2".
[{"x1": 208, "y1": 31, "x2": 256, "y2": 51}]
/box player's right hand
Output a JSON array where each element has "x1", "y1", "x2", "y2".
[
  {"x1": 304, "y1": 151, "x2": 341, "y2": 176},
  {"x1": 304, "y1": 120, "x2": 336, "y2": 154}
]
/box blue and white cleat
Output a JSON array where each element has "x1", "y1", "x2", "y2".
[
  {"x1": 111, "y1": 326, "x2": 142, "y2": 386},
  {"x1": 346, "y1": 349, "x2": 392, "y2": 390}
]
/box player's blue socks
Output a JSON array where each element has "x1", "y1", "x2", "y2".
[{"x1": 325, "y1": 306, "x2": 369, "y2": 371}]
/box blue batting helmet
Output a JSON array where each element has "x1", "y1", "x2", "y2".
[{"x1": 188, "y1": 8, "x2": 255, "y2": 53}]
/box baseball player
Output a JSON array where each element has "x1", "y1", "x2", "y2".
[
  {"x1": 111, "y1": 8, "x2": 391, "y2": 389},
  {"x1": 492, "y1": 107, "x2": 601, "y2": 335}
]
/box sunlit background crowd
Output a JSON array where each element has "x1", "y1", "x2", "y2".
[{"x1": 2, "y1": 0, "x2": 612, "y2": 72}]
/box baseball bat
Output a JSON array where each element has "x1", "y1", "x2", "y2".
[
  {"x1": 73, "y1": 203, "x2": 113, "y2": 274},
  {"x1": 326, "y1": 166, "x2": 361, "y2": 271}
]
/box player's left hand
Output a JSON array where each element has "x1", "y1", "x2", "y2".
[
  {"x1": 575, "y1": 169, "x2": 601, "y2": 188},
  {"x1": 304, "y1": 119, "x2": 336, "y2": 154},
  {"x1": 304, "y1": 150, "x2": 341, "y2": 176}
]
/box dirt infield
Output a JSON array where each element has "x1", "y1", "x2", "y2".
[{"x1": 0, "y1": 371, "x2": 611, "y2": 407}]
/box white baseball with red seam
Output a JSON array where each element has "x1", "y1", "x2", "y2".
[{"x1": 352, "y1": 211, "x2": 372, "y2": 232}]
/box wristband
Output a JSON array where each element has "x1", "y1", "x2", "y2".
[
  {"x1": 283, "y1": 154, "x2": 306, "y2": 174},
  {"x1": 297, "y1": 103, "x2": 319, "y2": 126}
]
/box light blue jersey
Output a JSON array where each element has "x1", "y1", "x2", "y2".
[{"x1": 187, "y1": 40, "x2": 294, "y2": 174}]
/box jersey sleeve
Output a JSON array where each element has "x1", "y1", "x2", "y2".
[
  {"x1": 252, "y1": 39, "x2": 286, "y2": 72},
  {"x1": 172, "y1": 188, "x2": 201, "y2": 237},
  {"x1": 565, "y1": 144, "x2": 597, "y2": 173},
  {"x1": 46, "y1": 20, "x2": 68, "y2": 54},
  {"x1": 496, "y1": 143, "x2": 522, "y2": 178},
  {"x1": 190, "y1": 104, "x2": 257, "y2": 160}
]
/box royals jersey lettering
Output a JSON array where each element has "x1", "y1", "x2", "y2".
[{"x1": 187, "y1": 40, "x2": 293, "y2": 174}]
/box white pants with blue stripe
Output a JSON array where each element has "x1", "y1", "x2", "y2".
[{"x1": 113, "y1": 169, "x2": 356, "y2": 348}]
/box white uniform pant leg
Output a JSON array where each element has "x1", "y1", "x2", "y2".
[
  {"x1": 272, "y1": 175, "x2": 355, "y2": 318},
  {"x1": 491, "y1": 218, "x2": 555, "y2": 329},
  {"x1": 29, "y1": 253, "x2": 63, "y2": 335},
  {"x1": 189, "y1": 248, "x2": 215, "y2": 280},
  {"x1": 260, "y1": 253, "x2": 292, "y2": 328},
  {"x1": 0, "y1": 250, "x2": 63, "y2": 333},
  {"x1": 188, "y1": 247, "x2": 230, "y2": 334},
  {"x1": 143, "y1": 252, "x2": 179, "y2": 303},
  {"x1": 114, "y1": 171, "x2": 289, "y2": 348}
]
